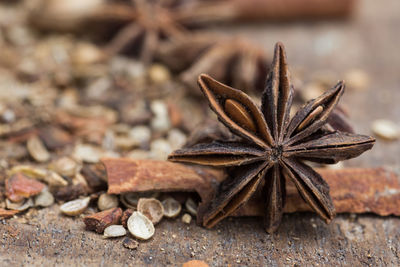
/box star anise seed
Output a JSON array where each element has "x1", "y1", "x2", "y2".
[{"x1": 168, "y1": 42, "x2": 375, "y2": 233}]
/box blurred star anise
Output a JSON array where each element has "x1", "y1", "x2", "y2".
[
  {"x1": 168, "y1": 42, "x2": 375, "y2": 233},
  {"x1": 91, "y1": 0, "x2": 229, "y2": 63},
  {"x1": 158, "y1": 34, "x2": 268, "y2": 94}
]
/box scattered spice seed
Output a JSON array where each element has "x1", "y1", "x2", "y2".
[
  {"x1": 60, "y1": 197, "x2": 90, "y2": 216},
  {"x1": 182, "y1": 213, "x2": 192, "y2": 224},
  {"x1": 46, "y1": 171, "x2": 69, "y2": 187},
  {"x1": 97, "y1": 193, "x2": 119, "y2": 211},
  {"x1": 5, "y1": 173, "x2": 46, "y2": 202},
  {"x1": 120, "y1": 193, "x2": 138, "y2": 209},
  {"x1": 127, "y1": 211, "x2": 155, "y2": 240},
  {"x1": 148, "y1": 64, "x2": 171, "y2": 84},
  {"x1": 129, "y1": 125, "x2": 151, "y2": 146},
  {"x1": 83, "y1": 207, "x2": 123, "y2": 234},
  {"x1": 6, "y1": 198, "x2": 33, "y2": 211},
  {"x1": 120, "y1": 192, "x2": 160, "y2": 209},
  {"x1": 73, "y1": 144, "x2": 103, "y2": 163},
  {"x1": 121, "y1": 209, "x2": 134, "y2": 228},
  {"x1": 123, "y1": 237, "x2": 139, "y2": 250},
  {"x1": 371, "y1": 119, "x2": 400, "y2": 141},
  {"x1": 103, "y1": 225, "x2": 126, "y2": 238},
  {"x1": 34, "y1": 189, "x2": 54, "y2": 207},
  {"x1": 137, "y1": 198, "x2": 164, "y2": 225},
  {"x1": 38, "y1": 126, "x2": 73, "y2": 150},
  {"x1": 185, "y1": 198, "x2": 198, "y2": 216},
  {"x1": 182, "y1": 260, "x2": 209, "y2": 267},
  {"x1": 162, "y1": 197, "x2": 181, "y2": 218},
  {"x1": 8, "y1": 165, "x2": 68, "y2": 187},
  {"x1": 27, "y1": 136, "x2": 50, "y2": 162},
  {"x1": 49, "y1": 156, "x2": 80, "y2": 177}
]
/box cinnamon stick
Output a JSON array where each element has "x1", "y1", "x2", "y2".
[
  {"x1": 177, "y1": 0, "x2": 357, "y2": 25},
  {"x1": 102, "y1": 158, "x2": 400, "y2": 217}
]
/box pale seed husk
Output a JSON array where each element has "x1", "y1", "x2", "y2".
[
  {"x1": 137, "y1": 198, "x2": 164, "y2": 224},
  {"x1": 181, "y1": 213, "x2": 192, "y2": 224},
  {"x1": 127, "y1": 211, "x2": 155, "y2": 240},
  {"x1": 60, "y1": 197, "x2": 90, "y2": 216},
  {"x1": 49, "y1": 156, "x2": 80, "y2": 177},
  {"x1": 73, "y1": 144, "x2": 102, "y2": 163},
  {"x1": 371, "y1": 119, "x2": 400, "y2": 141},
  {"x1": 98, "y1": 193, "x2": 119, "y2": 211},
  {"x1": 27, "y1": 136, "x2": 50, "y2": 162},
  {"x1": 185, "y1": 198, "x2": 198, "y2": 216},
  {"x1": 120, "y1": 192, "x2": 159, "y2": 209},
  {"x1": 6, "y1": 198, "x2": 34, "y2": 211},
  {"x1": 34, "y1": 189, "x2": 54, "y2": 207},
  {"x1": 103, "y1": 225, "x2": 126, "y2": 238},
  {"x1": 162, "y1": 197, "x2": 181, "y2": 218},
  {"x1": 8, "y1": 165, "x2": 68, "y2": 187},
  {"x1": 148, "y1": 64, "x2": 171, "y2": 84}
]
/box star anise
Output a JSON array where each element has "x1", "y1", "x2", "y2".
[
  {"x1": 157, "y1": 34, "x2": 268, "y2": 95},
  {"x1": 168, "y1": 42, "x2": 375, "y2": 233},
  {"x1": 90, "y1": 0, "x2": 230, "y2": 63}
]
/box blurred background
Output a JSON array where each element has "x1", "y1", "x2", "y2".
[{"x1": 0, "y1": 0, "x2": 399, "y2": 173}]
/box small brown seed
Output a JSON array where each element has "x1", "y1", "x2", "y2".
[
  {"x1": 137, "y1": 198, "x2": 164, "y2": 224},
  {"x1": 182, "y1": 213, "x2": 192, "y2": 224},
  {"x1": 60, "y1": 197, "x2": 90, "y2": 216},
  {"x1": 123, "y1": 237, "x2": 139, "y2": 250},
  {"x1": 371, "y1": 119, "x2": 400, "y2": 141},
  {"x1": 127, "y1": 211, "x2": 155, "y2": 240},
  {"x1": 103, "y1": 225, "x2": 126, "y2": 238},
  {"x1": 27, "y1": 136, "x2": 50, "y2": 162},
  {"x1": 34, "y1": 189, "x2": 54, "y2": 207},
  {"x1": 185, "y1": 198, "x2": 198, "y2": 216},
  {"x1": 98, "y1": 193, "x2": 119, "y2": 211},
  {"x1": 162, "y1": 197, "x2": 181, "y2": 218}
]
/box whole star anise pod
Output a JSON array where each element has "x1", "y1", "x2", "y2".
[
  {"x1": 90, "y1": 0, "x2": 232, "y2": 63},
  {"x1": 168, "y1": 42, "x2": 375, "y2": 233},
  {"x1": 158, "y1": 34, "x2": 268, "y2": 95}
]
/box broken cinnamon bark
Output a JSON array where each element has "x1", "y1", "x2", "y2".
[
  {"x1": 0, "y1": 208, "x2": 19, "y2": 219},
  {"x1": 103, "y1": 158, "x2": 225, "y2": 205},
  {"x1": 83, "y1": 207, "x2": 123, "y2": 234},
  {"x1": 103, "y1": 158, "x2": 400, "y2": 217},
  {"x1": 5, "y1": 173, "x2": 46, "y2": 203}
]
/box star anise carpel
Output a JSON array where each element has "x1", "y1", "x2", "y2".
[{"x1": 168, "y1": 42, "x2": 375, "y2": 233}]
